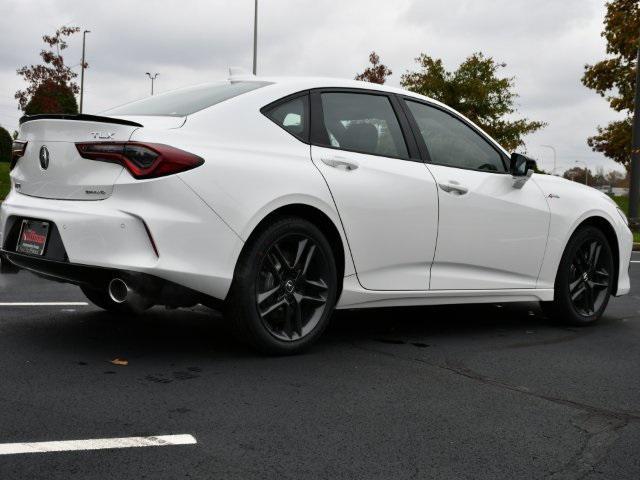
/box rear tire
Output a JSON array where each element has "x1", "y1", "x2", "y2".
[
  {"x1": 540, "y1": 226, "x2": 614, "y2": 326},
  {"x1": 225, "y1": 216, "x2": 338, "y2": 355},
  {"x1": 80, "y1": 285, "x2": 141, "y2": 315}
]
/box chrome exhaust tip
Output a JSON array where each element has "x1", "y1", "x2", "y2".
[
  {"x1": 108, "y1": 278, "x2": 130, "y2": 304},
  {"x1": 107, "y1": 277, "x2": 154, "y2": 313}
]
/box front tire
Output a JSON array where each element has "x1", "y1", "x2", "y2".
[
  {"x1": 541, "y1": 226, "x2": 614, "y2": 325},
  {"x1": 226, "y1": 216, "x2": 338, "y2": 354}
]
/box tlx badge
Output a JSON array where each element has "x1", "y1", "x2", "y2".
[{"x1": 89, "y1": 131, "x2": 115, "y2": 139}]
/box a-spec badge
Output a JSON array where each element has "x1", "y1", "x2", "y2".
[
  {"x1": 89, "y1": 131, "x2": 115, "y2": 139},
  {"x1": 39, "y1": 145, "x2": 50, "y2": 170}
]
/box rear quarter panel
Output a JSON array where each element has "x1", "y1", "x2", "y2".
[{"x1": 130, "y1": 85, "x2": 355, "y2": 277}]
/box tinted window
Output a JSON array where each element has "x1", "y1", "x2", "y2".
[
  {"x1": 104, "y1": 81, "x2": 270, "y2": 117},
  {"x1": 264, "y1": 96, "x2": 308, "y2": 142},
  {"x1": 405, "y1": 100, "x2": 505, "y2": 172},
  {"x1": 319, "y1": 93, "x2": 408, "y2": 158}
]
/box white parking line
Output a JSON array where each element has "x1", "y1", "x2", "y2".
[
  {"x1": 0, "y1": 434, "x2": 197, "y2": 455},
  {"x1": 0, "y1": 302, "x2": 89, "y2": 306},
  {"x1": 631, "y1": 261, "x2": 640, "y2": 264}
]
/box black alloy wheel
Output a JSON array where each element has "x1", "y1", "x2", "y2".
[
  {"x1": 567, "y1": 237, "x2": 611, "y2": 316},
  {"x1": 226, "y1": 216, "x2": 338, "y2": 354},
  {"x1": 540, "y1": 226, "x2": 614, "y2": 325},
  {"x1": 256, "y1": 233, "x2": 330, "y2": 341}
]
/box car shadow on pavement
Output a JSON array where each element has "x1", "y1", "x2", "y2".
[
  {"x1": 16, "y1": 300, "x2": 618, "y2": 361},
  {"x1": 325, "y1": 302, "x2": 605, "y2": 348}
]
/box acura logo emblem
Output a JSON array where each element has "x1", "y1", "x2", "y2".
[{"x1": 39, "y1": 145, "x2": 50, "y2": 170}]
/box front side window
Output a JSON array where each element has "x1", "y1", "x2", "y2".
[
  {"x1": 318, "y1": 92, "x2": 409, "y2": 158},
  {"x1": 263, "y1": 95, "x2": 308, "y2": 142},
  {"x1": 405, "y1": 100, "x2": 506, "y2": 172}
]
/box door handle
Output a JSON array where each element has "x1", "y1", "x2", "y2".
[
  {"x1": 438, "y1": 182, "x2": 468, "y2": 195},
  {"x1": 320, "y1": 157, "x2": 359, "y2": 171}
]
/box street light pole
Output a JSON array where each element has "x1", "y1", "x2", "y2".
[
  {"x1": 145, "y1": 72, "x2": 159, "y2": 96},
  {"x1": 540, "y1": 144, "x2": 557, "y2": 174},
  {"x1": 79, "y1": 30, "x2": 90, "y2": 114},
  {"x1": 629, "y1": 40, "x2": 640, "y2": 221},
  {"x1": 576, "y1": 160, "x2": 589, "y2": 186},
  {"x1": 252, "y1": 0, "x2": 258, "y2": 75}
]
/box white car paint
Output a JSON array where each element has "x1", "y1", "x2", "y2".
[
  {"x1": 11, "y1": 119, "x2": 135, "y2": 200},
  {"x1": 1, "y1": 75, "x2": 632, "y2": 310},
  {"x1": 311, "y1": 144, "x2": 438, "y2": 291},
  {"x1": 533, "y1": 173, "x2": 632, "y2": 295},
  {"x1": 427, "y1": 163, "x2": 550, "y2": 290}
]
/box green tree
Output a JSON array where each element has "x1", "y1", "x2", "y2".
[
  {"x1": 355, "y1": 51, "x2": 392, "y2": 84},
  {"x1": 24, "y1": 80, "x2": 78, "y2": 115},
  {"x1": 582, "y1": 0, "x2": 640, "y2": 170},
  {"x1": 0, "y1": 126, "x2": 12, "y2": 163},
  {"x1": 15, "y1": 25, "x2": 83, "y2": 113},
  {"x1": 400, "y1": 52, "x2": 545, "y2": 152}
]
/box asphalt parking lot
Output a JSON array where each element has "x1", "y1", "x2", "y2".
[{"x1": 0, "y1": 256, "x2": 639, "y2": 479}]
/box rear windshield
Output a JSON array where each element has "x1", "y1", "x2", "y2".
[{"x1": 104, "y1": 81, "x2": 271, "y2": 117}]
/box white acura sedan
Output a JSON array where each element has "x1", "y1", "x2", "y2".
[{"x1": 1, "y1": 74, "x2": 632, "y2": 354}]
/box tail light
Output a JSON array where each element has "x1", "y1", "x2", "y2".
[
  {"x1": 75, "y1": 142, "x2": 204, "y2": 179},
  {"x1": 10, "y1": 141, "x2": 28, "y2": 170}
]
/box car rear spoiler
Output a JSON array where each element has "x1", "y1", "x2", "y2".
[{"x1": 19, "y1": 113, "x2": 143, "y2": 127}]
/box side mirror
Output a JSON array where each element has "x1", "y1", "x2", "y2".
[
  {"x1": 510, "y1": 153, "x2": 537, "y2": 176},
  {"x1": 510, "y1": 153, "x2": 537, "y2": 189}
]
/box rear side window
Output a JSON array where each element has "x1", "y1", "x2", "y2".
[
  {"x1": 263, "y1": 95, "x2": 309, "y2": 142},
  {"x1": 104, "y1": 81, "x2": 270, "y2": 117},
  {"x1": 318, "y1": 92, "x2": 409, "y2": 159}
]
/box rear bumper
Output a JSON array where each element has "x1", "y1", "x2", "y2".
[
  {"x1": 0, "y1": 250, "x2": 220, "y2": 308},
  {"x1": 2, "y1": 249, "x2": 133, "y2": 286},
  {"x1": 0, "y1": 176, "x2": 244, "y2": 300}
]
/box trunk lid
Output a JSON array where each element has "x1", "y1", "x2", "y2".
[{"x1": 13, "y1": 115, "x2": 141, "y2": 200}]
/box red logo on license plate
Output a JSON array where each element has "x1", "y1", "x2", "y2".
[{"x1": 22, "y1": 229, "x2": 47, "y2": 244}]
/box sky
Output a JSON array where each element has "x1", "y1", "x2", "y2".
[{"x1": 0, "y1": 0, "x2": 627, "y2": 174}]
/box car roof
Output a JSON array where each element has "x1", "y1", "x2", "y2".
[{"x1": 231, "y1": 74, "x2": 450, "y2": 109}]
